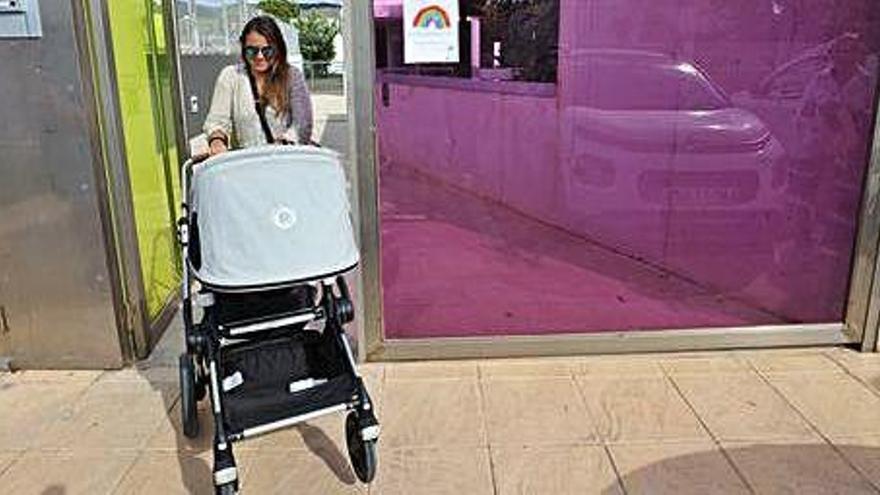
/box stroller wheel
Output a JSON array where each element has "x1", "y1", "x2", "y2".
[
  {"x1": 194, "y1": 367, "x2": 208, "y2": 402},
  {"x1": 346, "y1": 412, "x2": 377, "y2": 483},
  {"x1": 179, "y1": 354, "x2": 200, "y2": 438},
  {"x1": 215, "y1": 482, "x2": 238, "y2": 495}
]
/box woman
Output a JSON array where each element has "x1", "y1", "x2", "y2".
[{"x1": 204, "y1": 15, "x2": 313, "y2": 156}]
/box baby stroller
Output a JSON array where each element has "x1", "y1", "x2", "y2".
[{"x1": 176, "y1": 146, "x2": 380, "y2": 494}]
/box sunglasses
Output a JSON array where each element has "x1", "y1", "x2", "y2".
[{"x1": 244, "y1": 45, "x2": 277, "y2": 60}]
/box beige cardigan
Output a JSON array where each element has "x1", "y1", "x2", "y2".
[{"x1": 203, "y1": 64, "x2": 314, "y2": 147}]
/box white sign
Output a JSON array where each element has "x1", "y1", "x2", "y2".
[{"x1": 404, "y1": 0, "x2": 460, "y2": 64}]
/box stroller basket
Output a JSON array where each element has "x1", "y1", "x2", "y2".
[{"x1": 220, "y1": 334, "x2": 355, "y2": 434}]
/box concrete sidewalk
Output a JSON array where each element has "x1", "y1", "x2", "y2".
[{"x1": 3, "y1": 326, "x2": 880, "y2": 494}]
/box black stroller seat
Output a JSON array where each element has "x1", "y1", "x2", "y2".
[{"x1": 213, "y1": 285, "x2": 316, "y2": 326}]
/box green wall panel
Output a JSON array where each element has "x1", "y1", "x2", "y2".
[{"x1": 107, "y1": 0, "x2": 180, "y2": 318}]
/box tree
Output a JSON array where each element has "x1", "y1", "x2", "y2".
[
  {"x1": 296, "y1": 10, "x2": 340, "y2": 75},
  {"x1": 477, "y1": 0, "x2": 559, "y2": 82},
  {"x1": 256, "y1": 0, "x2": 300, "y2": 23}
]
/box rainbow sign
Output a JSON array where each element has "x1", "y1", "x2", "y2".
[
  {"x1": 413, "y1": 5, "x2": 451, "y2": 29},
  {"x1": 404, "y1": 0, "x2": 459, "y2": 63}
]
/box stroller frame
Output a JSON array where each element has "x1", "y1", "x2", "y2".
[{"x1": 176, "y1": 157, "x2": 380, "y2": 494}]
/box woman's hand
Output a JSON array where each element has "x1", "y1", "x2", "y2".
[{"x1": 209, "y1": 138, "x2": 228, "y2": 156}]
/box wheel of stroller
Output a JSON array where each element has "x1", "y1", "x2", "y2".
[
  {"x1": 215, "y1": 482, "x2": 238, "y2": 495},
  {"x1": 194, "y1": 367, "x2": 208, "y2": 402},
  {"x1": 345, "y1": 412, "x2": 377, "y2": 483},
  {"x1": 179, "y1": 354, "x2": 199, "y2": 438}
]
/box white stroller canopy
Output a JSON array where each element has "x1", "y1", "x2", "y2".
[{"x1": 189, "y1": 146, "x2": 359, "y2": 290}]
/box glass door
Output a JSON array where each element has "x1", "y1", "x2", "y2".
[
  {"x1": 371, "y1": 0, "x2": 880, "y2": 340},
  {"x1": 106, "y1": 0, "x2": 182, "y2": 319}
]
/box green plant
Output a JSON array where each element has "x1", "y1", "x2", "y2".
[
  {"x1": 296, "y1": 11, "x2": 340, "y2": 75},
  {"x1": 256, "y1": 0, "x2": 300, "y2": 24},
  {"x1": 477, "y1": 0, "x2": 559, "y2": 82}
]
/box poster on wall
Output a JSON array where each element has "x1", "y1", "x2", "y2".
[{"x1": 404, "y1": 0, "x2": 460, "y2": 64}]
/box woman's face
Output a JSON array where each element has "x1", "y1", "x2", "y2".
[{"x1": 243, "y1": 31, "x2": 276, "y2": 74}]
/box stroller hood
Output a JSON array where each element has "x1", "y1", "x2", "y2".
[{"x1": 189, "y1": 146, "x2": 359, "y2": 290}]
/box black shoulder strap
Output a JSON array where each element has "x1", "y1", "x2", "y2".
[{"x1": 245, "y1": 65, "x2": 275, "y2": 144}]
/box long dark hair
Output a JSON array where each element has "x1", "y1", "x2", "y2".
[{"x1": 240, "y1": 16, "x2": 291, "y2": 116}]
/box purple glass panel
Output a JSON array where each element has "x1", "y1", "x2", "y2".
[{"x1": 375, "y1": 0, "x2": 880, "y2": 338}]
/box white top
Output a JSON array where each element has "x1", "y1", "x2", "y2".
[
  {"x1": 203, "y1": 64, "x2": 314, "y2": 147},
  {"x1": 189, "y1": 146, "x2": 359, "y2": 289}
]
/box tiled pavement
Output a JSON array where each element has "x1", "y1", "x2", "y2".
[
  {"x1": 3, "y1": 338, "x2": 880, "y2": 494},
  {"x1": 4, "y1": 84, "x2": 873, "y2": 495}
]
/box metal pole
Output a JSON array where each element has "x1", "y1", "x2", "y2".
[
  {"x1": 847, "y1": 70, "x2": 880, "y2": 351},
  {"x1": 191, "y1": 0, "x2": 200, "y2": 52},
  {"x1": 221, "y1": 0, "x2": 231, "y2": 54},
  {"x1": 79, "y1": 0, "x2": 152, "y2": 360},
  {"x1": 344, "y1": 0, "x2": 381, "y2": 361}
]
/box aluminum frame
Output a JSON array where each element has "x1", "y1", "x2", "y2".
[
  {"x1": 143, "y1": 0, "x2": 190, "y2": 352},
  {"x1": 847, "y1": 83, "x2": 880, "y2": 352},
  {"x1": 236, "y1": 404, "x2": 348, "y2": 441},
  {"x1": 81, "y1": 0, "x2": 189, "y2": 360},
  {"x1": 371, "y1": 324, "x2": 853, "y2": 361},
  {"x1": 346, "y1": 1, "x2": 880, "y2": 361},
  {"x1": 79, "y1": 0, "x2": 151, "y2": 361},
  {"x1": 345, "y1": 0, "x2": 383, "y2": 361},
  {"x1": 161, "y1": 0, "x2": 190, "y2": 170}
]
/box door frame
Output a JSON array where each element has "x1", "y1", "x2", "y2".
[{"x1": 80, "y1": 0, "x2": 188, "y2": 362}]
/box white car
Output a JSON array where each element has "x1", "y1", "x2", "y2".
[{"x1": 559, "y1": 49, "x2": 788, "y2": 290}]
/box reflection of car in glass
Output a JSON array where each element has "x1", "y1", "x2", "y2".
[
  {"x1": 730, "y1": 33, "x2": 874, "y2": 155},
  {"x1": 560, "y1": 50, "x2": 787, "y2": 290},
  {"x1": 729, "y1": 34, "x2": 876, "y2": 309}
]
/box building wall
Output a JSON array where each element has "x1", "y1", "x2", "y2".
[{"x1": 0, "y1": 1, "x2": 123, "y2": 368}]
